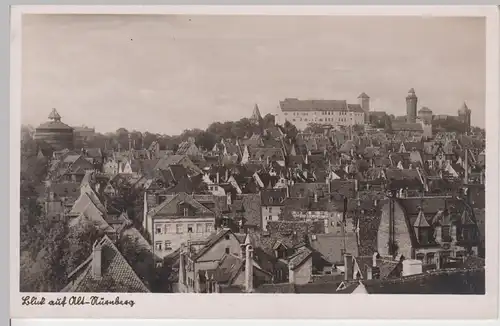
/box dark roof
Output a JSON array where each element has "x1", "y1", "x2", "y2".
[
  {"x1": 363, "y1": 268, "x2": 485, "y2": 294},
  {"x1": 238, "y1": 194, "x2": 262, "y2": 228},
  {"x1": 261, "y1": 188, "x2": 287, "y2": 206},
  {"x1": 255, "y1": 283, "x2": 296, "y2": 293},
  {"x1": 280, "y1": 98, "x2": 363, "y2": 112},
  {"x1": 309, "y1": 233, "x2": 359, "y2": 265},
  {"x1": 36, "y1": 120, "x2": 74, "y2": 131},
  {"x1": 347, "y1": 104, "x2": 364, "y2": 113},
  {"x1": 392, "y1": 123, "x2": 423, "y2": 132},
  {"x1": 61, "y1": 235, "x2": 149, "y2": 293}
]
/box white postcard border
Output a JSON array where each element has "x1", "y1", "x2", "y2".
[{"x1": 10, "y1": 5, "x2": 500, "y2": 320}]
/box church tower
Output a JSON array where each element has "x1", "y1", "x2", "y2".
[
  {"x1": 458, "y1": 102, "x2": 471, "y2": 134},
  {"x1": 406, "y1": 88, "x2": 418, "y2": 123},
  {"x1": 250, "y1": 104, "x2": 263, "y2": 125},
  {"x1": 358, "y1": 92, "x2": 370, "y2": 124}
]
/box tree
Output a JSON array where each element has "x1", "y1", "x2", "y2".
[
  {"x1": 304, "y1": 123, "x2": 325, "y2": 134},
  {"x1": 263, "y1": 113, "x2": 276, "y2": 128},
  {"x1": 64, "y1": 221, "x2": 104, "y2": 274},
  {"x1": 282, "y1": 121, "x2": 298, "y2": 140},
  {"x1": 118, "y1": 235, "x2": 157, "y2": 290},
  {"x1": 195, "y1": 131, "x2": 217, "y2": 151},
  {"x1": 20, "y1": 220, "x2": 70, "y2": 292}
]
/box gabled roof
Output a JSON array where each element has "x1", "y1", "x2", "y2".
[
  {"x1": 413, "y1": 208, "x2": 430, "y2": 227},
  {"x1": 149, "y1": 192, "x2": 215, "y2": 218},
  {"x1": 191, "y1": 228, "x2": 239, "y2": 261},
  {"x1": 61, "y1": 235, "x2": 150, "y2": 293},
  {"x1": 288, "y1": 247, "x2": 313, "y2": 270}
]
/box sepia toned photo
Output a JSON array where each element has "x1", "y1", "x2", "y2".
[{"x1": 11, "y1": 5, "x2": 499, "y2": 320}]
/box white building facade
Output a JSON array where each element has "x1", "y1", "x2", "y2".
[{"x1": 279, "y1": 96, "x2": 368, "y2": 131}]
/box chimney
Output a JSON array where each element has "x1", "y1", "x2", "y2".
[
  {"x1": 179, "y1": 248, "x2": 186, "y2": 287},
  {"x1": 216, "y1": 172, "x2": 220, "y2": 184},
  {"x1": 92, "y1": 240, "x2": 103, "y2": 279},
  {"x1": 434, "y1": 224, "x2": 442, "y2": 243},
  {"x1": 372, "y1": 252, "x2": 378, "y2": 267},
  {"x1": 402, "y1": 259, "x2": 423, "y2": 276},
  {"x1": 451, "y1": 224, "x2": 457, "y2": 242},
  {"x1": 366, "y1": 266, "x2": 373, "y2": 280},
  {"x1": 225, "y1": 169, "x2": 229, "y2": 182},
  {"x1": 354, "y1": 179, "x2": 358, "y2": 192},
  {"x1": 343, "y1": 253, "x2": 353, "y2": 281},
  {"x1": 464, "y1": 150, "x2": 469, "y2": 184},
  {"x1": 245, "y1": 244, "x2": 254, "y2": 292},
  {"x1": 314, "y1": 192, "x2": 318, "y2": 203}
]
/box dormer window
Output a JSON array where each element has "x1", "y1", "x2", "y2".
[{"x1": 183, "y1": 207, "x2": 189, "y2": 217}]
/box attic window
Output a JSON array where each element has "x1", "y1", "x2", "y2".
[
  {"x1": 225, "y1": 235, "x2": 230, "y2": 240},
  {"x1": 183, "y1": 208, "x2": 189, "y2": 217}
]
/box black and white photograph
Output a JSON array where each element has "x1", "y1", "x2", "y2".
[{"x1": 11, "y1": 5, "x2": 499, "y2": 320}]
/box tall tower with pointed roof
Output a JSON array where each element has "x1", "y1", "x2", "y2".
[
  {"x1": 406, "y1": 88, "x2": 418, "y2": 123},
  {"x1": 250, "y1": 104, "x2": 263, "y2": 125},
  {"x1": 34, "y1": 108, "x2": 74, "y2": 151},
  {"x1": 357, "y1": 92, "x2": 370, "y2": 124},
  {"x1": 458, "y1": 102, "x2": 471, "y2": 134}
]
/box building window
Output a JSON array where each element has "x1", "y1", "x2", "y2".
[
  {"x1": 206, "y1": 223, "x2": 213, "y2": 233},
  {"x1": 164, "y1": 224, "x2": 171, "y2": 234},
  {"x1": 268, "y1": 207, "x2": 272, "y2": 213},
  {"x1": 426, "y1": 253, "x2": 435, "y2": 265},
  {"x1": 183, "y1": 208, "x2": 189, "y2": 217},
  {"x1": 188, "y1": 224, "x2": 193, "y2": 233},
  {"x1": 155, "y1": 225, "x2": 162, "y2": 234},
  {"x1": 225, "y1": 247, "x2": 230, "y2": 254},
  {"x1": 164, "y1": 240, "x2": 172, "y2": 251},
  {"x1": 416, "y1": 253, "x2": 425, "y2": 261},
  {"x1": 225, "y1": 234, "x2": 230, "y2": 240},
  {"x1": 176, "y1": 224, "x2": 183, "y2": 234},
  {"x1": 155, "y1": 241, "x2": 163, "y2": 251},
  {"x1": 196, "y1": 223, "x2": 203, "y2": 233}
]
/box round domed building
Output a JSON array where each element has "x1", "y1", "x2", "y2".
[{"x1": 34, "y1": 108, "x2": 74, "y2": 151}]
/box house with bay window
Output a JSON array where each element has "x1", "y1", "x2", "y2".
[{"x1": 143, "y1": 192, "x2": 216, "y2": 258}]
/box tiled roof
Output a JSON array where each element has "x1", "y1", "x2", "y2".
[
  {"x1": 288, "y1": 246, "x2": 313, "y2": 269},
  {"x1": 239, "y1": 193, "x2": 262, "y2": 227},
  {"x1": 261, "y1": 188, "x2": 287, "y2": 206},
  {"x1": 149, "y1": 192, "x2": 215, "y2": 218},
  {"x1": 392, "y1": 123, "x2": 423, "y2": 132},
  {"x1": 290, "y1": 183, "x2": 329, "y2": 198},
  {"x1": 255, "y1": 283, "x2": 296, "y2": 293},
  {"x1": 61, "y1": 235, "x2": 150, "y2": 293},
  {"x1": 280, "y1": 98, "x2": 348, "y2": 112},
  {"x1": 176, "y1": 141, "x2": 200, "y2": 155},
  {"x1": 347, "y1": 104, "x2": 364, "y2": 113},
  {"x1": 362, "y1": 268, "x2": 485, "y2": 294},
  {"x1": 37, "y1": 120, "x2": 74, "y2": 131},
  {"x1": 309, "y1": 232, "x2": 359, "y2": 265}
]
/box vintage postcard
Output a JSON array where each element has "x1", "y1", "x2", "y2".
[{"x1": 10, "y1": 5, "x2": 499, "y2": 320}]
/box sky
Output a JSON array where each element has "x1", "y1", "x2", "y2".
[{"x1": 21, "y1": 14, "x2": 486, "y2": 134}]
